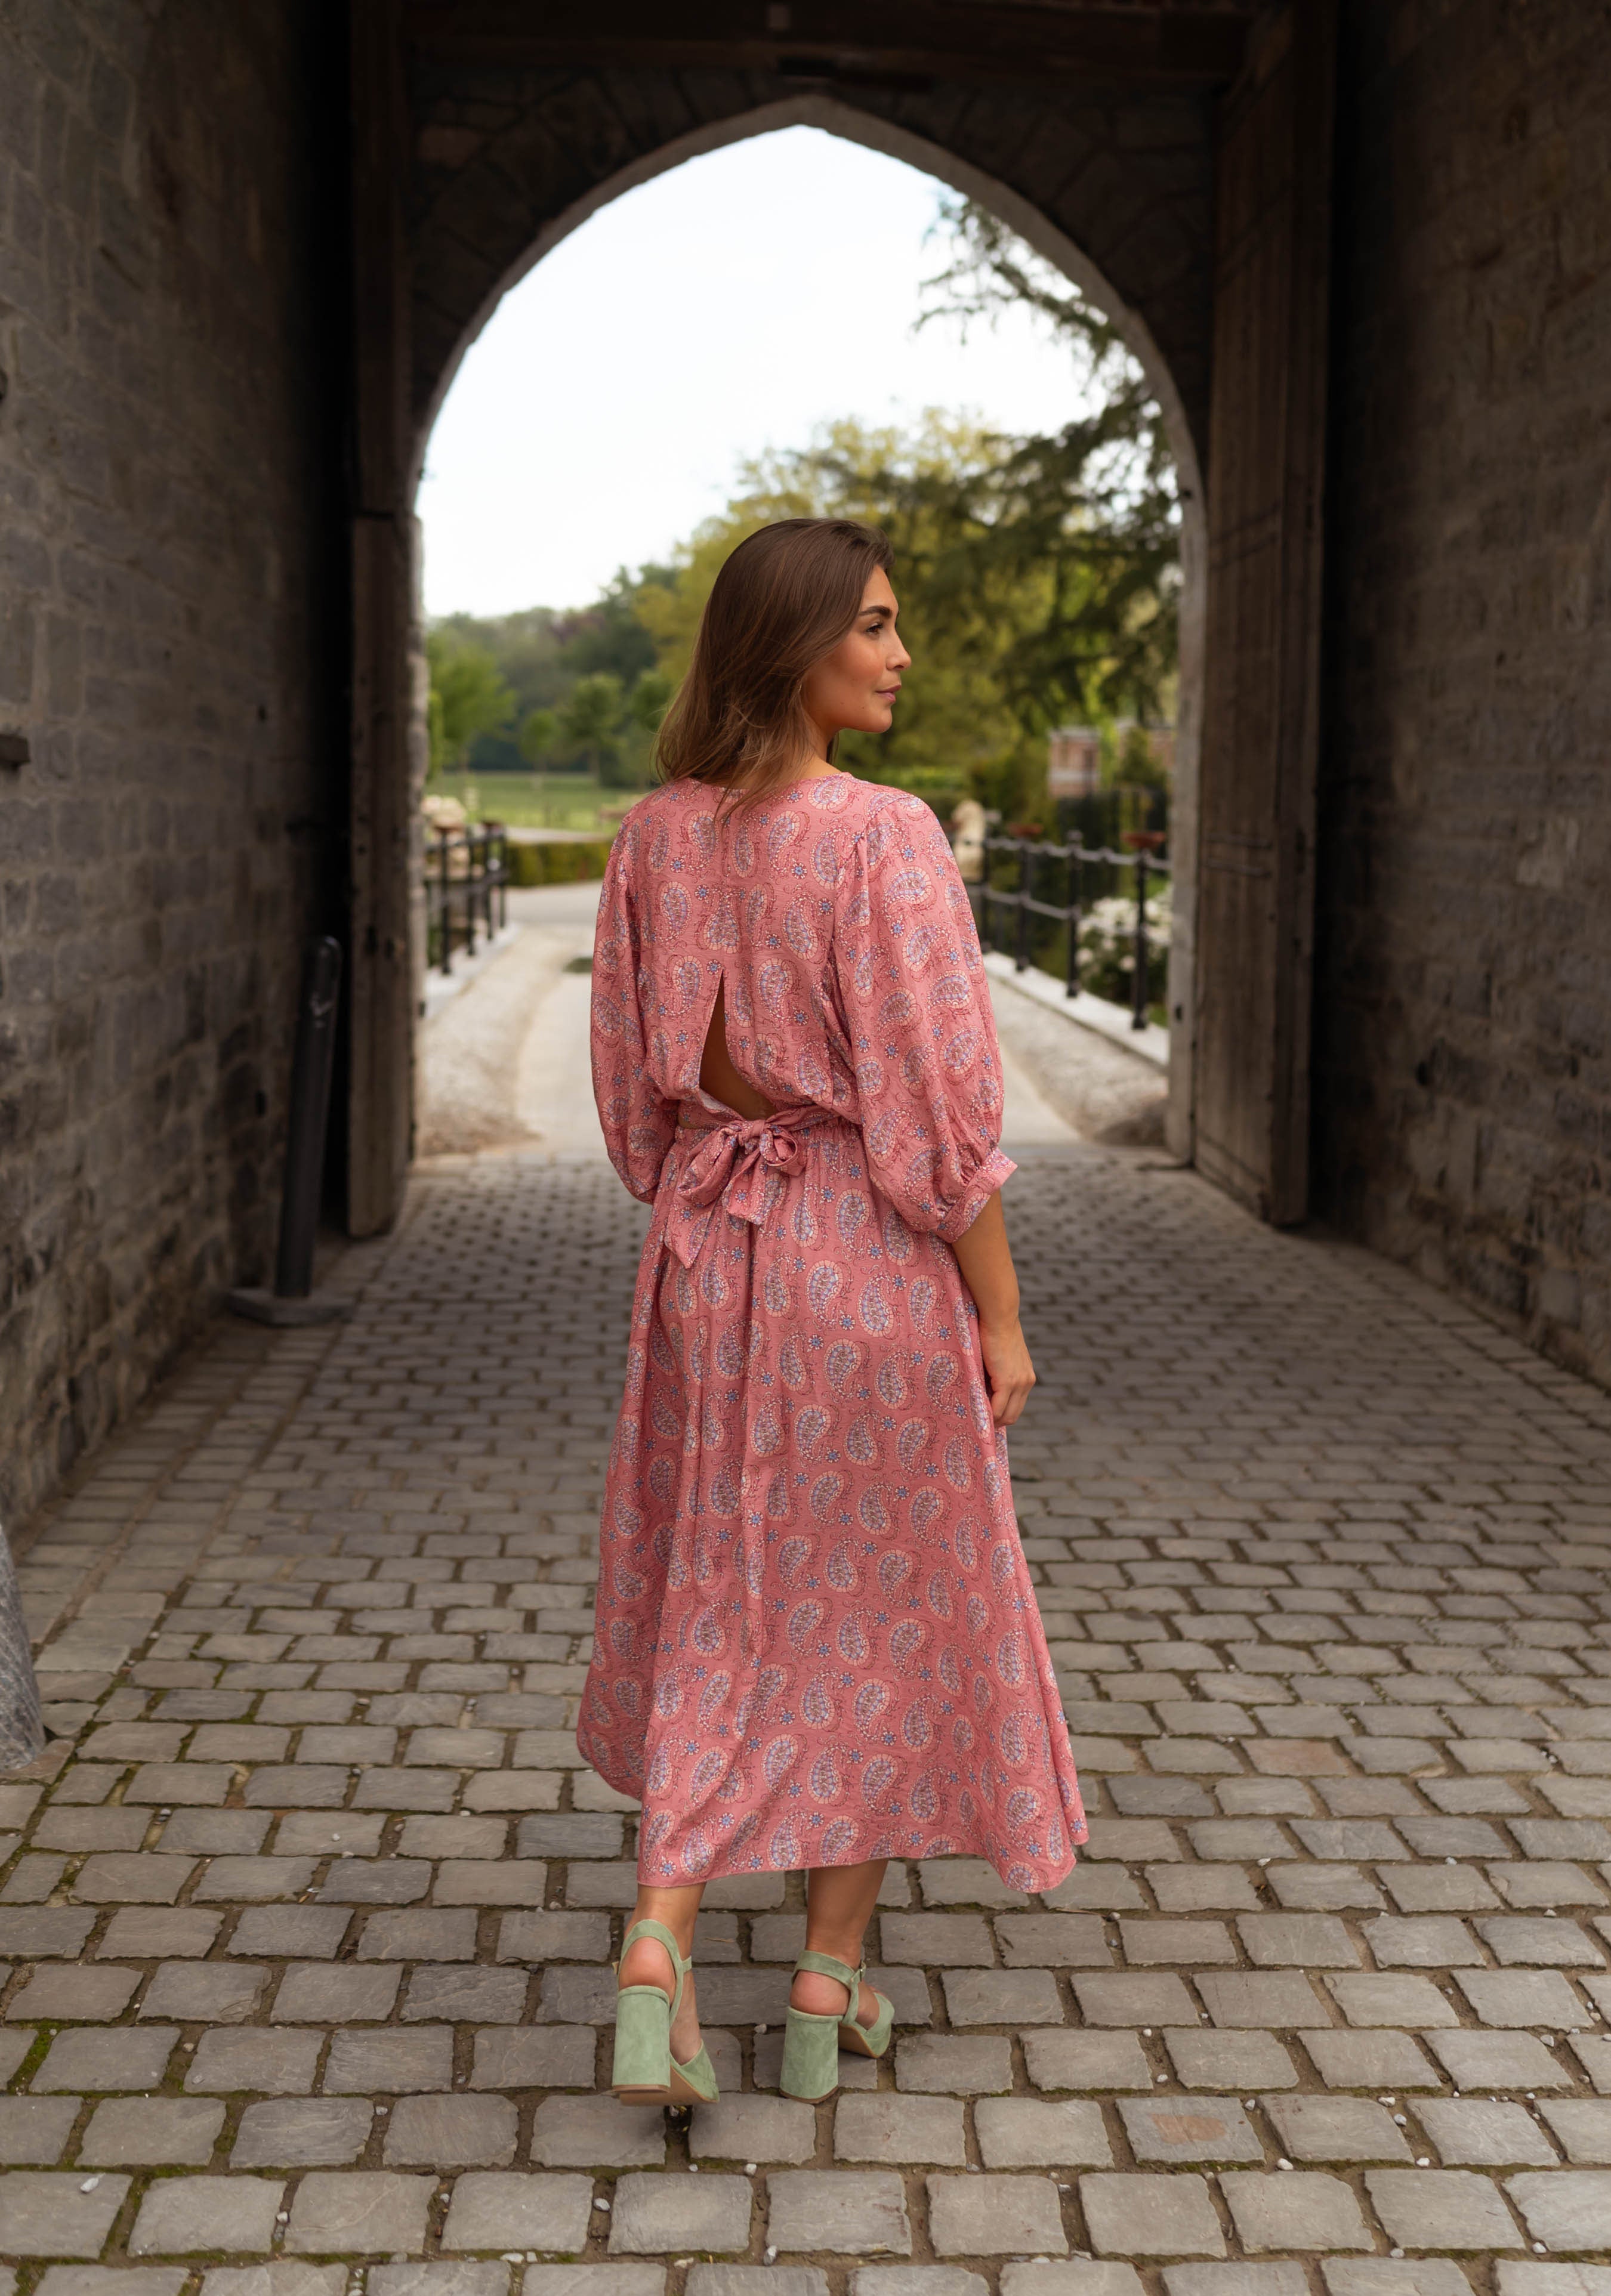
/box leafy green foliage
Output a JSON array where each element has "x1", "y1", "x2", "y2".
[{"x1": 425, "y1": 631, "x2": 514, "y2": 774}]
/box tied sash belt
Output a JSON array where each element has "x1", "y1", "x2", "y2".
[{"x1": 662, "y1": 1102, "x2": 835, "y2": 1269}]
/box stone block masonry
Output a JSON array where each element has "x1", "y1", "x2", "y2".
[
  {"x1": 0, "y1": 0, "x2": 345, "y2": 1532},
  {"x1": 1314, "y1": 0, "x2": 1611, "y2": 1388},
  {"x1": 0, "y1": 1144, "x2": 1609, "y2": 2278}
]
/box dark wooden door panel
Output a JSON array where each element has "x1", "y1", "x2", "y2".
[{"x1": 1193, "y1": 1, "x2": 1335, "y2": 1223}]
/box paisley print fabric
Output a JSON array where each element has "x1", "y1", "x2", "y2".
[{"x1": 580, "y1": 772, "x2": 1087, "y2": 1892}]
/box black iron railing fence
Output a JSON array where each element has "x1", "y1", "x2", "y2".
[
  {"x1": 426, "y1": 823, "x2": 510, "y2": 975},
  {"x1": 969, "y1": 826, "x2": 1169, "y2": 1033}
]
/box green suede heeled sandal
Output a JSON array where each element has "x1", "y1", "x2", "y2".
[
  {"x1": 610, "y1": 1917, "x2": 720, "y2": 2106},
  {"x1": 779, "y1": 1948, "x2": 894, "y2": 2102}
]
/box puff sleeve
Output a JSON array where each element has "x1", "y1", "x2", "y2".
[
  {"x1": 590, "y1": 832, "x2": 677, "y2": 1203},
  {"x1": 831, "y1": 792, "x2": 1016, "y2": 1239}
]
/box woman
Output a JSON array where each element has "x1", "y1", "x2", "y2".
[{"x1": 581, "y1": 517, "x2": 1085, "y2": 2108}]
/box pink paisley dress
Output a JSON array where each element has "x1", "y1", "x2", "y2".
[{"x1": 579, "y1": 770, "x2": 1087, "y2": 1892}]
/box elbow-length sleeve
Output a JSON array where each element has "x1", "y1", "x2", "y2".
[
  {"x1": 831, "y1": 793, "x2": 1016, "y2": 1240},
  {"x1": 590, "y1": 833, "x2": 676, "y2": 1204}
]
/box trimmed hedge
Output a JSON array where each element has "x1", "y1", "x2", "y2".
[{"x1": 507, "y1": 835, "x2": 615, "y2": 888}]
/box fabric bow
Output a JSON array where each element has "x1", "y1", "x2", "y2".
[{"x1": 664, "y1": 1104, "x2": 826, "y2": 1268}]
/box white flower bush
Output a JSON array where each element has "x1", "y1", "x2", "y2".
[{"x1": 1078, "y1": 884, "x2": 1171, "y2": 1009}]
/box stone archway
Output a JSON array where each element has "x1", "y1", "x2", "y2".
[
  {"x1": 408, "y1": 92, "x2": 1208, "y2": 1175},
  {"x1": 345, "y1": 3, "x2": 1331, "y2": 1245}
]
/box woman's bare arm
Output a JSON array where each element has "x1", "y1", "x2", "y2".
[{"x1": 952, "y1": 1191, "x2": 1036, "y2": 1426}]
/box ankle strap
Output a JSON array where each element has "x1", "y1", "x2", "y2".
[
  {"x1": 622, "y1": 1917, "x2": 689, "y2": 2018},
  {"x1": 795, "y1": 1947, "x2": 861, "y2": 1989}
]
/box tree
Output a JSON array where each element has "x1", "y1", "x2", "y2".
[
  {"x1": 517, "y1": 706, "x2": 559, "y2": 765},
  {"x1": 560, "y1": 672, "x2": 626, "y2": 784},
  {"x1": 426, "y1": 632, "x2": 514, "y2": 801}
]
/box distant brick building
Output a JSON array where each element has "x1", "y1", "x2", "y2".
[{"x1": 2, "y1": 0, "x2": 1608, "y2": 1525}]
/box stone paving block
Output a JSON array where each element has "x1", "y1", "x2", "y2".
[
  {"x1": 34, "y1": 2026, "x2": 180, "y2": 2091},
  {"x1": 1264, "y1": 2094, "x2": 1411, "y2": 2162},
  {"x1": 1322, "y1": 2266, "x2": 1474, "y2": 2296},
  {"x1": 976, "y1": 2097, "x2": 1111, "y2": 2168},
  {"x1": 1417, "y1": 2100, "x2": 1560, "y2": 2167},
  {"x1": 403, "y1": 1966, "x2": 527, "y2": 2023},
  {"x1": 284, "y1": 2173, "x2": 435, "y2": 2255},
  {"x1": 1165, "y1": 2270, "x2": 1307, "y2": 2296},
  {"x1": 1299, "y1": 2029, "x2": 1441, "y2": 2088},
  {"x1": 1506, "y1": 2171, "x2": 1611, "y2": 2251},
  {"x1": 0, "y1": 2096, "x2": 82, "y2": 2163},
  {"x1": 689, "y1": 2093, "x2": 814, "y2": 2164},
  {"x1": 1197, "y1": 1973, "x2": 1328, "y2": 2027},
  {"x1": 230, "y1": 1906, "x2": 353, "y2": 1959},
  {"x1": 359, "y1": 1909, "x2": 479, "y2": 1960},
  {"x1": 530, "y1": 2094, "x2": 667, "y2": 2167},
  {"x1": 1120, "y1": 1921, "x2": 1236, "y2": 1966},
  {"x1": 854, "y1": 2275, "x2": 986, "y2": 2296},
  {"x1": 0, "y1": 2174, "x2": 132, "y2": 2256},
  {"x1": 187, "y1": 2029, "x2": 323, "y2": 2094},
  {"x1": 1536, "y1": 2102, "x2": 1611, "y2": 2164},
  {"x1": 202, "y1": 2269, "x2": 345, "y2": 2296},
  {"x1": 927, "y1": 2176, "x2": 1067, "y2": 2258},
  {"x1": 1495, "y1": 2272, "x2": 1611, "y2": 2296},
  {"x1": 141, "y1": 1962, "x2": 269, "y2": 2023},
  {"x1": 273, "y1": 1964, "x2": 400, "y2": 2022},
  {"x1": 1164, "y1": 2029, "x2": 1298, "y2": 2090},
  {"x1": 0, "y1": 1909, "x2": 96, "y2": 1957},
  {"x1": 1428, "y1": 2029, "x2": 1576, "y2": 2089},
  {"x1": 1079, "y1": 2174, "x2": 1226, "y2": 2259},
  {"x1": 1490, "y1": 1864, "x2": 1607, "y2": 1910},
  {"x1": 471, "y1": 2028, "x2": 597, "y2": 2090},
  {"x1": 535, "y1": 1968, "x2": 619, "y2": 2024},
  {"x1": 1220, "y1": 2171, "x2": 1372, "y2": 2252},
  {"x1": 1237, "y1": 1914, "x2": 1358, "y2": 1967},
  {"x1": 231, "y1": 2099, "x2": 375, "y2": 2167},
  {"x1": 497, "y1": 1912, "x2": 611, "y2": 1963},
  {"x1": 1480, "y1": 1918, "x2": 1606, "y2": 1969},
  {"x1": 943, "y1": 1970, "x2": 1062, "y2": 2025},
  {"x1": 1328, "y1": 1974, "x2": 1459, "y2": 2027},
  {"x1": 1365, "y1": 2171, "x2": 1524, "y2": 2251},
  {"x1": 995, "y1": 1915, "x2": 1110, "y2": 1966},
  {"x1": 97, "y1": 1909, "x2": 220, "y2": 1958},
  {"x1": 920, "y1": 1859, "x2": 1031, "y2": 1909},
  {"x1": 129, "y1": 2176, "x2": 284, "y2": 2255},
  {"x1": 689, "y1": 2273, "x2": 823, "y2": 2296},
  {"x1": 881, "y1": 1916, "x2": 994, "y2": 1967},
  {"x1": 1073, "y1": 1973, "x2": 1197, "y2": 2026},
  {"x1": 1150, "y1": 1867, "x2": 1261, "y2": 1914},
  {"x1": 195, "y1": 1858, "x2": 316, "y2": 1902},
  {"x1": 897, "y1": 2036, "x2": 1013, "y2": 2093},
  {"x1": 1002, "y1": 2271, "x2": 1141, "y2": 2296},
  {"x1": 1366, "y1": 1917, "x2": 1485, "y2": 1969},
  {"x1": 1023, "y1": 2031, "x2": 1153, "y2": 2091},
  {"x1": 7, "y1": 1967, "x2": 138, "y2": 2021},
  {"x1": 523, "y1": 2274, "x2": 664, "y2": 2296},
  {"x1": 384, "y1": 2093, "x2": 517, "y2": 2168},
  {"x1": 1455, "y1": 1970, "x2": 1588, "y2": 2028},
  {"x1": 81, "y1": 2097, "x2": 226, "y2": 2165},
  {"x1": 834, "y1": 2095, "x2": 967, "y2": 2166},
  {"x1": 1119, "y1": 2096, "x2": 1261, "y2": 2163},
  {"x1": 72, "y1": 1852, "x2": 196, "y2": 1903},
  {"x1": 317, "y1": 1859, "x2": 430, "y2": 1906},
  {"x1": 126, "y1": 1763, "x2": 232, "y2": 1806},
  {"x1": 324, "y1": 2027, "x2": 453, "y2": 2093},
  {"x1": 37, "y1": 2273, "x2": 189, "y2": 2296},
  {"x1": 1382, "y1": 1868, "x2": 1502, "y2": 1915},
  {"x1": 608, "y1": 2171, "x2": 752, "y2": 2255}
]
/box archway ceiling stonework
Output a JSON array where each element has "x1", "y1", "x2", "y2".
[{"x1": 401, "y1": 1, "x2": 1261, "y2": 476}]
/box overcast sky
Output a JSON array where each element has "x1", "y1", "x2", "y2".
[{"x1": 418, "y1": 126, "x2": 1090, "y2": 618}]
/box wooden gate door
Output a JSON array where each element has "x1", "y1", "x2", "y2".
[{"x1": 1192, "y1": 1, "x2": 1337, "y2": 1224}]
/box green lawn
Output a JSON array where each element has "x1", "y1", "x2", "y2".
[{"x1": 427, "y1": 771, "x2": 630, "y2": 833}]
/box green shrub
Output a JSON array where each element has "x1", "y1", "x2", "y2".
[{"x1": 507, "y1": 836, "x2": 615, "y2": 888}]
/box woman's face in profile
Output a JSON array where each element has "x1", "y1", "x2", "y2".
[{"x1": 801, "y1": 569, "x2": 911, "y2": 750}]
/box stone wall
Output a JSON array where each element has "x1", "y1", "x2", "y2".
[
  {"x1": 0, "y1": 0, "x2": 342, "y2": 1531},
  {"x1": 1314, "y1": 0, "x2": 1611, "y2": 1384}
]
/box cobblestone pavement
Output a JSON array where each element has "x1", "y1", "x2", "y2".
[{"x1": 8, "y1": 1143, "x2": 1611, "y2": 2296}]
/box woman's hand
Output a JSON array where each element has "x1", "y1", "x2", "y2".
[{"x1": 978, "y1": 1312, "x2": 1036, "y2": 1426}]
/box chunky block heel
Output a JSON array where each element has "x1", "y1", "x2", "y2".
[
  {"x1": 779, "y1": 1947, "x2": 894, "y2": 2102},
  {"x1": 610, "y1": 1917, "x2": 720, "y2": 2106}
]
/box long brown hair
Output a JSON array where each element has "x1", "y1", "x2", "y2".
[{"x1": 656, "y1": 518, "x2": 893, "y2": 805}]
